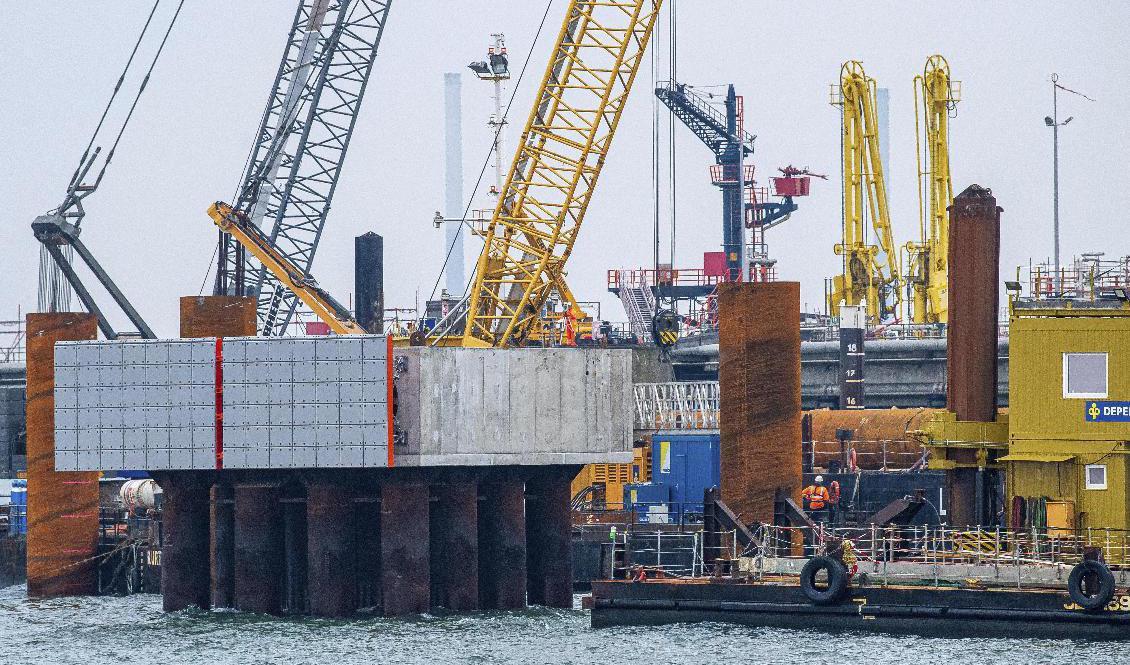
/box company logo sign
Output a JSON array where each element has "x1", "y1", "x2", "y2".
[{"x1": 1086, "y1": 401, "x2": 1130, "y2": 422}]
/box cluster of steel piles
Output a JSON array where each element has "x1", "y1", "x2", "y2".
[{"x1": 157, "y1": 467, "x2": 577, "y2": 616}]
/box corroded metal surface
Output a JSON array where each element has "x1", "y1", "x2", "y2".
[
  {"x1": 718, "y1": 283, "x2": 803, "y2": 524},
  {"x1": 807, "y1": 408, "x2": 943, "y2": 470},
  {"x1": 179, "y1": 296, "x2": 257, "y2": 338},
  {"x1": 25, "y1": 312, "x2": 98, "y2": 598},
  {"x1": 478, "y1": 477, "x2": 527, "y2": 610},
  {"x1": 158, "y1": 473, "x2": 212, "y2": 611},
  {"x1": 525, "y1": 469, "x2": 575, "y2": 608},
  {"x1": 307, "y1": 483, "x2": 356, "y2": 617},
  {"x1": 233, "y1": 483, "x2": 283, "y2": 614},
  {"x1": 429, "y1": 481, "x2": 479, "y2": 611},
  {"x1": 380, "y1": 481, "x2": 429, "y2": 616},
  {"x1": 946, "y1": 185, "x2": 1001, "y2": 422}
]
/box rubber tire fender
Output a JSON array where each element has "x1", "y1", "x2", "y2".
[
  {"x1": 1068, "y1": 560, "x2": 1116, "y2": 611},
  {"x1": 800, "y1": 555, "x2": 850, "y2": 606}
]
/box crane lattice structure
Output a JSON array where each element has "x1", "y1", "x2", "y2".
[
  {"x1": 461, "y1": 0, "x2": 663, "y2": 347},
  {"x1": 830, "y1": 60, "x2": 902, "y2": 323},
  {"x1": 655, "y1": 82, "x2": 755, "y2": 282},
  {"x1": 215, "y1": 0, "x2": 392, "y2": 336},
  {"x1": 906, "y1": 55, "x2": 960, "y2": 325}
]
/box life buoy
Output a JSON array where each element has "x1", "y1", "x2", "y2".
[
  {"x1": 1068, "y1": 560, "x2": 1116, "y2": 611},
  {"x1": 849, "y1": 448, "x2": 858, "y2": 472},
  {"x1": 800, "y1": 555, "x2": 850, "y2": 605}
]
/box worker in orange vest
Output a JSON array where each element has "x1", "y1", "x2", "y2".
[{"x1": 802, "y1": 475, "x2": 832, "y2": 524}]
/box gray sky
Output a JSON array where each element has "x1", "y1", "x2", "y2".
[{"x1": 2, "y1": 1, "x2": 1127, "y2": 336}]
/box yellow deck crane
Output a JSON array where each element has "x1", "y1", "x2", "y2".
[
  {"x1": 208, "y1": 202, "x2": 367, "y2": 335},
  {"x1": 905, "y1": 55, "x2": 960, "y2": 324},
  {"x1": 829, "y1": 61, "x2": 902, "y2": 323},
  {"x1": 457, "y1": 0, "x2": 663, "y2": 348}
]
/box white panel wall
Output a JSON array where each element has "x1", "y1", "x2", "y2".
[
  {"x1": 54, "y1": 335, "x2": 389, "y2": 471},
  {"x1": 55, "y1": 339, "x2": 216, "y2": 472},
  {"x1": 221, "y1": 336, "x2": 388, "y2": 469}
]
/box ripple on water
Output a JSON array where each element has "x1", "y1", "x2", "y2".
[{"x1": 0, "y1": 584, "x2": 1115, "y2": 665}]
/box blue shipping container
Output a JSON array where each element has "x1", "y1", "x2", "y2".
[
  {"x1": 651, "y1": 432, "x2": 720, "y2": 513},
  {"x1": 624, "y1": 482, "x2": 672, "y2": 523}
]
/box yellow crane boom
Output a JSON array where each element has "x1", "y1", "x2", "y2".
[
  {"x1": 461, "y1": 0, "x2": 663, "y2": 347},
  {"x1": 830, "y1": 60, "x2": 902, "y2": 323},
  {"x1": 906, "y1": 55, "x2": 959, "y2": 324},
  {"x1": 207, "y1": 202, "x2": 367, "y2": 335}
]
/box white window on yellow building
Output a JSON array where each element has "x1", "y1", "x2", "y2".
[
  {"x1": 1085, "y1": 464, "x2": 1108, "y2": 490},
  {"x1": 1063, "y1": 352, "x2": 1108, "y2": 399}
]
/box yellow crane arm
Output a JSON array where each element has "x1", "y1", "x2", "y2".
[
  {"x1": 832, "y1": 60, "x2": 902, "y2": 323},
  {"x1": 207, "y1": 202, "x2": 366, "y2": 335},
  {"x1": 908, "y1": 54, "x2": 958, "y2": 324},
  {"x1": 461, "y1": 0, "x2": 663, "y2": 347}
]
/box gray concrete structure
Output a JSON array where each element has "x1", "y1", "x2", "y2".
[{"x1": 395, "y1": 347, "x2": 634, "y2": 467}]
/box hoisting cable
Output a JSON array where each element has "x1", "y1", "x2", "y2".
[
  {"x1": 88, "y1": 0, "x2": 188, "y2": 197},
  {"x1": 424, "y1": 0, "x2": 556, "y2": 309},
  {"x1": 69, "y1": 0, "x2": 163, "y2": 190}
]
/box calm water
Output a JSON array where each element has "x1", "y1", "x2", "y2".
[{"x1": 0, "y1": 584, "x2": 1115, "y2": 664}]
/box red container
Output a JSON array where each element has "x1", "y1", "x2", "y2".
[
  {"x1": 305, "y1": 321, "x2": 332, "y2": 336},
  {"x1": 772, "y1": 176, "x2": 810, "y2": 197},
  {"x1": 704, "y1": 252, "x2": 728, "y2": 278}
]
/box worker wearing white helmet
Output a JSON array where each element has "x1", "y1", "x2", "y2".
[{"x1": 802, "y1": 475, "x2": 832, "y2": 523}]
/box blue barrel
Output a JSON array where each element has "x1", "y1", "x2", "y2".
[{"x1": 10, "y1": 479, "x2": 27, "y2": 536}]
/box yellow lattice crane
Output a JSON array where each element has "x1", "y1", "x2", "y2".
[
  {"x1": 459, "y1": 0, "x2": 663, "y2": 348},
  {"x1": 905, "y1": 55, "x2": 960, "y2": 324},
  {"x1": 829, "y1": 61, "x2": 902, "y2": 323}
]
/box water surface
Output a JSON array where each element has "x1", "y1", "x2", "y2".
[{"x1": 0, "y1": 585, "x2": 1113, "y2": 664}]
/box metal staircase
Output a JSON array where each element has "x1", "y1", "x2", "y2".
[{"x1": 618, "y1": 270, "x2": 656, "y2": 341}]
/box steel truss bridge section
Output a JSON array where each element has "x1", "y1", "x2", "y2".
[
  {"x1": 634, "y1": 381, "x2": 720, "y2": 431},
  {"x1": 462, "y1": 0, "x2": 663, "y2": 347}
]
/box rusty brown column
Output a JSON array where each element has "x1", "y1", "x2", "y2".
[
  {"x1": 307, "y1": 483, "x2": 356, "y2": 617},
  {"x1": 233, "y1": 483, "x2": 284, "y2": 614},
  {"x1": 179, "y1": 296, "x2": 257, "y2": 338},
  {"x1": 478, "y1": 476, "x2": 526, "y2": 610},
  {"x1": 159, "y1": 472, "x2": 212, "y2": 611},
  {"x1": 946, "y1": 185, "x2": 1001, "y2": 422},
  {"x1": 180, "y1": 295, "x2": 253, "y2": 609},
  {"x1": 380, "y1": 479, "x2": 429, "y2": 616},
  {"x1": 210, "y1": 482, "x2": 235, "y2": 608},
  {"x1": 429, "y1": 480, "x2": 479, "y2": 611},
  {"x1": 718, "y1": 283, "x2": 802, "y2": 524},
  {"x1": 525, "y1": 468, "x2": 575, "y2": 608},
  {"x1": 25, "y1": 312, "x2": 98, "y2": 597}
]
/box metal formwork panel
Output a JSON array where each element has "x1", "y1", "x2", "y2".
[
  {"x1": 55, "y1": 339, "x2": 217, "y2": 472},
  {"x1": 220, "y1": 335, "x2": 388, "y2": 470}
]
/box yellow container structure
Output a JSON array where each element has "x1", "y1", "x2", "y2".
[
  {"x1": 1004, "y1": 302, "x2": 1130, "y2": 535},
  {"x1": 571, "y1": 440, "x2": 651, "y2": 508}
]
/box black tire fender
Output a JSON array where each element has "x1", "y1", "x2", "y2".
[
  {"x1": 800, "y1": 555, "x2": 850, "y2": 606},
  {"x1": 1068, "y1": 560, "x2": 1116, "y2": 611}
]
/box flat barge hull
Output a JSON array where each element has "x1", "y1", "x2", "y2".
[{"x1": 592, "y1": 579, "x2": 1130, "y2": 640}]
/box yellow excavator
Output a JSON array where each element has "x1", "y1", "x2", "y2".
[
  {"x1": 905, "y1": 55, "x2": 959, "y2": 325},
  {"x1": 209, "y1": 0, "x2": 663, "y2": 348}
]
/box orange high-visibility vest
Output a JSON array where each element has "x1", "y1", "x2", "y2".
[{"x1": 802, "y1": 485, "x2": 830, "y2": 510}]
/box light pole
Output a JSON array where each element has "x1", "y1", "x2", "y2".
[
  {"x1": 468, "y1": 34, "x2": 511, "y2": 199},
  {"x1": 1044, "y1": 73, "x2": 1092, "y2": 291},
  {"x1": 1045, "y1": 74, "x2": 1072, "y2": 290}
]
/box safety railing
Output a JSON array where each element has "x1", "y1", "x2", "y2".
[
  {"x1": 807, "y1": 439, "x2": 928, "y2": 471},
  {"x1": 634, "y1": 381, "x2": 720, "y2": 431},
  {"x1": 747, "y1": 524, "x2": 1130, "y2": 583}
]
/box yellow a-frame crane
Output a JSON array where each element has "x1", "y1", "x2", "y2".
[
  {"x1": 905, "y1": 55, "x2": 959, "y2": 325},
  {"x1": 829, "y1": 61, "x2": 902, "y2": 323}
]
